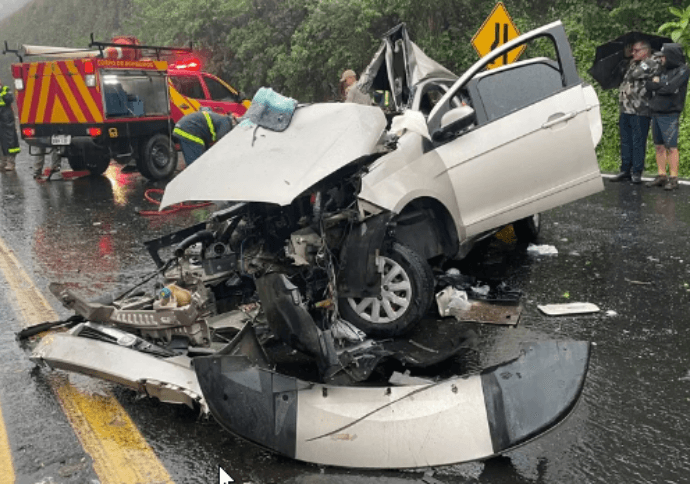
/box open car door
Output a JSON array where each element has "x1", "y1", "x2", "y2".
[{"x1": 427, "y1": 21, "x2": 603, "y2": 237}]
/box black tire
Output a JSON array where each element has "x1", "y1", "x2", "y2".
[
  {"x1": 339, "y1": 242, "x2": 434, "y2": 337},
  {"x1": 67, "y1": 154, "x2": 86, "y2": 171},
  {"x1": 137, "y1": 134, "x2": 178, "y2": 181},
  {"x1": 513, "y1": 213, "x2": 541, "y2": 243},
  {"x1": 84, "y1": 149, "x2": 111, "y2": 176},
  {"x1": 67, "y1": 149, "x2": 110, "y2": 176}
]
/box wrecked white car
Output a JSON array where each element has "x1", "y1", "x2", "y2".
[
  {"x1": 159, "y1": 20, "x2": 603, "y2": 338},
  {"x1": 29, "y1": 21, "x2": 600, "y2": 469}
]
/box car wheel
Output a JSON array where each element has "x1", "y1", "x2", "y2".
[
  {"x1": 137, "y1": 134, "x2": 178, "y2": 181},
  {"x1": 513, "y1": 213, "x2": 541, "y2": 242},
  {"x1": 339, "y1": 242, "x2": 434, "y2": 337}
]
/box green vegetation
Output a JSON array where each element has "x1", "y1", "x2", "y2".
[{"x1": 2, "y1": 0, "x2": 689, "y2": 175}]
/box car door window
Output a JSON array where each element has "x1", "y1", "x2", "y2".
[
  {"x1": 170, "y1": 76, "x2": 205, "y2": 99},
  {"x1": 467, "y1": 58, "x2": 563, "y2": 124},
  {"x1": 204, "y1": 76, "x2": 239, "y2": 102}
]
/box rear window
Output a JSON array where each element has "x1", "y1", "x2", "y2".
[{"x1": 101, "y1": 70, "x2": 169, "y2": 118}]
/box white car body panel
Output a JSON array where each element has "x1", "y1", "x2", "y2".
[
  {"x1": 161, "y1": 103, "x2": 387, "y2": 209},
  {"x1": 295, "y1": 375, "x2": 494, "y2": 468}
]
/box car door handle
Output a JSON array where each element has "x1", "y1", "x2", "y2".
[{"x1": 542, "y1": 111, "x2": 576, "y2": 129}]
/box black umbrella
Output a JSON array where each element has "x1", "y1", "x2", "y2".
[{"x1": 589, "y1": 31, "x2": 673, "y2": 90}]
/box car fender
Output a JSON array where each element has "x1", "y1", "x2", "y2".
[{"x1": 359, "y1": 131, "x2": 466, "y2": 241}]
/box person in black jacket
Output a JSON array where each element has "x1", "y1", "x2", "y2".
[
  {"x1": 0, "y1": 81, "x2": 21, "y2": 172},
  {"x1": 645, "y1": 43, "x2": 690, "y2": 190}
]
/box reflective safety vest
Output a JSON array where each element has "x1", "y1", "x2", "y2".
[
  {"x1": 374, "y1": 90, "x2": 391, "y2": 108},
  {"x1": 173, "y1": 110, "x2": 229, "y2": 147},
  {"x1": 0, "y1": 86, "x2": 10, "y2": 107},
  {"x1": 0, "y1": 85, "x2": 20, "y2": 155}
]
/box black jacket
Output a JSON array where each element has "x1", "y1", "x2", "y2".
[
  {"x1": 645, "y1": 43, "x2": 690, "y2": 115},
  {"x1": 0, "y1": 85, "x2": 21, "y2": 156}
]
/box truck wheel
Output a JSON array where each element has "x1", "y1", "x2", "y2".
[
  {"x1": 67, "y1": 154, "x2": 86, "y2": 171},
  {"x1": 66, "y1": 149, "x2": 110, "y2": 175},
  {"x1": 137, "y1": 134, "x2": 178, "y2": 181},
  {"x1": 338, "y1": 242, "x2": 434, "y2": 337},
  {"x1": 84, "y1": 149, "x2": 111, "y2": 176}
]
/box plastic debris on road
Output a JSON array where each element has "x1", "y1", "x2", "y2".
[
  {"x1": 538, "y1": 302, "x2": 600, "y2": 316},
  {"x1": 436, "y1": 287, "x2": 472, "y2": 317},
  {"x1": 527, "y1": 243, "x2": 558, "y2": 256},
  {"x1": 331, "y1": 318, "x2": 366, "y2": 342}
]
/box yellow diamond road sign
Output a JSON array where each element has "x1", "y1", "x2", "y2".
[{"x1": 471, "y1": 2, "x2": 525, "y2": 69}]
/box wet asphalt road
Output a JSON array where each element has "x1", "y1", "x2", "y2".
[{"x1": 0, "y1": 149, "x2": 689, "y2": 484}]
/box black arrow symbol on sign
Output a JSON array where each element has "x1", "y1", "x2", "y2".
[{"x1": 490, "y1": 22, "x2": 510, "y2": 66}]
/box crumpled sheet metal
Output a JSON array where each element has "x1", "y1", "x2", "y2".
[{"x1": 162, "y1": 103, "x2": 387, "y2": 208}]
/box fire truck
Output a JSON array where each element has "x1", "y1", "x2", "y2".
[{"x1": 6, "y1": 36, "x2": 249, "y2": 180}]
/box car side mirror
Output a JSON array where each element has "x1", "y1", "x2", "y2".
[{"x1": 432, "y1": 105, "x2": 476, "y2": 142}]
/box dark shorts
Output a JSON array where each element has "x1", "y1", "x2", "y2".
[{"x1": 651, "y1": 114, "x2": 680, "y2": 148}]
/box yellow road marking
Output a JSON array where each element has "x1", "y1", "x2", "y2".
[
  {"x1": 0, "y1": 401, "x2": 15, "y2": 483},
  {"x1": 0, "y1": 236, "x2": 173, "y2": 484}
]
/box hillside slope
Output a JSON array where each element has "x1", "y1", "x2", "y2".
[{"x1": 1, "y1": 0, "x2": 133, "y2": 84}]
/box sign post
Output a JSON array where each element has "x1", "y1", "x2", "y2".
[{"x1": 471, "y1": 2, "x2": 525, "y2": 69}]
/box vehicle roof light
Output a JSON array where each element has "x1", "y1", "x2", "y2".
[{"x1": 170, "y1": 57, "x2": 202, "y2": 71}]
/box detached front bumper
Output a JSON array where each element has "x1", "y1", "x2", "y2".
[{"x1": 31, "y1": 327, "x2": 207, "y2": 413}]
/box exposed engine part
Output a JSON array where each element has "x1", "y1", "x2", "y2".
[
  {"x1": 49, "y1": 282, "x2": 213, "y2": 347},
  {"x1": 287, "y1": 227, "x2": 323, "y2": 266}
]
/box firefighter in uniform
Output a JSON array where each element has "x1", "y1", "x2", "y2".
[
  {"x1": 172, "y1": 108, "x2": 236, "y2": 167},
  {"x1": 0, "y1": 81, "x2": 21, "y2": 172}
]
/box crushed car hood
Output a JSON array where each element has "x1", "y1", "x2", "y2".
[{"x1": 161, "y1": 103, "x2": 387, "y2": 208}]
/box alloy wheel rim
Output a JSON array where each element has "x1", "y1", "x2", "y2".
[{"x1": 347, "y1": 255, "x2": 412, "y2": 324}]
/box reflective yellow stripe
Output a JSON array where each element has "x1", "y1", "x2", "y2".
[
  {"x1": 8, "y1": 148, "x2": 20, "y2": 154},
  {"x1": 36, "y1": 63, "x2": 53, "y2": 124},
  {"x1": 0, "y1": 86, "x2": 7, "y2": 106},
  {"x1": 203, "y1": 111, "x2": 216, "y2": 142},
  {"x1": 0, "y1": 236, "x2": 173, "y2": 484},
  {"x1": 21, "y1": 63, "x2": 38, "y2": 124},
  {"x1": 55, "y1": 62, "x2": 86, "y2": 123},
  {"x1": 173, "y1": 127, "x2": 205, "y2": 145},
  {"x1": 66, "y1": 60, "x2": 103, "y2": 123}
]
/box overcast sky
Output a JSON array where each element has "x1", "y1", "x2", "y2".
[{"x1": 0, "y1": 0, "x2": 32, "y2": 21}]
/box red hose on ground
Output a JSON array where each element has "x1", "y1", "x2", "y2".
[{"x1": 138, "y1": 188, "x2": 212, "y2": 216}]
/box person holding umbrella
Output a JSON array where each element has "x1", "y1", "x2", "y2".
[
  {"x1": 610, "y1": 40, "x2": 659, "y2": 184},
  {"x1": 644, "y1": 43, "x2": 689, "y2": 190}
]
